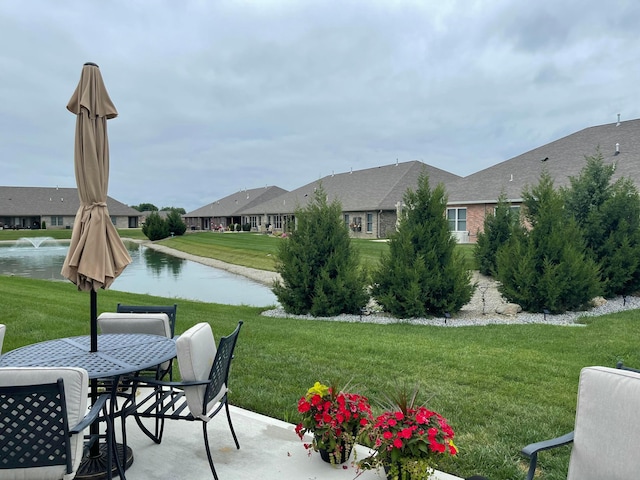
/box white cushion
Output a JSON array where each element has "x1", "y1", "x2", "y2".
[
  {"x1": 176, "y1": 323, "x2": 226, "y2": 421},
  {"x1": 0, "y1": 324, "x2": 5, "y2": 355},
  {"x1": 97, "y1": 312, "x2": 171, "y2": 337},
  {"x1": 0, "y1": 367, "x2": 89, "y2": 480},
  {"x1": 568, "y1": 366, "x2": 640, "y2": 480}
]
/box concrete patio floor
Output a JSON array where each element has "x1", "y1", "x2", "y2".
[{"x1": 119, "y1": 404, "x2": 464, "y2": 480}]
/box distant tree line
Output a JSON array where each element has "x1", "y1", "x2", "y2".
[{"x1": 130, "y1": 203, "x2": 186, "y2": 215}]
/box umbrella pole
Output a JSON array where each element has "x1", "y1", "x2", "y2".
[{"x1": 91, "y1": 289, "x2": 98, "y2": 352}]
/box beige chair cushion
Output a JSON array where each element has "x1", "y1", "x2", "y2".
[
  {"x1": 176, "y1": 323, "x2": 226, "y2": 421},
  {"x1": 0, "y1": 324, "x2": 5, "y2": 355},
  {"x1": 97, "y1": 312, "x2": 171, "y2": 337},
  {"x1": 568, "y1": 366, "x2": 640, "y2": 480},
  {"x1": 0, "y1": 367, "x2": 89, "y2": 480}
]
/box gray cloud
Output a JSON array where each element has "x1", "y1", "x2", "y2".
[{"x1": 1, "y1": 0, "x2": 639, "y2": 211}]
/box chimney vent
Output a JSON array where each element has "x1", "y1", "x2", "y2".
[
  {"x1": 615, "y1": 143, "x2": 620, "y2": 155},
  {"x1": 617, "y1": 114, "x2": 621, "y2": 126}
]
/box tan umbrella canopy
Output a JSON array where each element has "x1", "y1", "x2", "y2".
[{"x1": 61, "y1": 62, "x2": 132, "y2": 352}]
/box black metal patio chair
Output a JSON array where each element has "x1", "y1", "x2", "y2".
[
  {"x1": 123, "y1": 321, "x2": 242, "y2": 480},
  {"x1": 0, "y1": 367, "x2": 122, "y2": 480}
]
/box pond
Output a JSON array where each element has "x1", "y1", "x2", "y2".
[{"x1": 0, "y1": 237, "x2": 278, "y2": 307}]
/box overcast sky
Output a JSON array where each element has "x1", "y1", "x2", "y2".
[{"x1": 1, "y1": 1, "x2": 639, "y2": 212}]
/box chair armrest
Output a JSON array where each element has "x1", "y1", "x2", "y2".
[
  {"x1": 70, "y1": 394, "x2": 111, "y2": 434},
  {"x1": 521, "y1": 431, "x2": 574, "y2": 480}
]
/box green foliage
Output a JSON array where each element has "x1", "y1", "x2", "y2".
[
  {"x1": 563, "y1": 152, "x2": 640, "y2": 297},
  {"x1": 40, "y1": 220, "x2": 46, "y2": 229},
  {"x1": 272, "y1": 185, "x2": 368, "y2": 316},
  {"x1": 371, "y1": 173, "x2": 475, "y2": 317},
  {"x1": 242, "y1": 223, "x2": 251, "y2": 232},
  {"x1": 161, "y1": 206, "x2": 186, "y2": 214},
  {"x1": 142, "y1": 211, "x2": 170, "y2": 241},
  {"x1": 496, "y1": 172, "x2": 601, "y2": 313},
  {"x1": 474, "y1": 193, "x2": 515, "y2": 276},
  {"x1": 166, "y1": 209, "x2": 187, "y2": 236},
  {"x1": 131, "y1": 203, "x2": 158, "y2": 212}
]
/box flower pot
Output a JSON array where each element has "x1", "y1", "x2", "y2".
[{"x1": 316, "y1": 436, "x2": 353, "y2": 464}]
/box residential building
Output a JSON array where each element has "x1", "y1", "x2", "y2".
[
  {"x1": 183, "y1": 186, "x2": 288, "y2": 231},
  {"x1": 447, "y1": 117, "x2": 640, "y2": 241},
  {"x1": 0, "y1": 186, "x2": 140, "y2": 229},
  {"x1": 241, "y1": 160, "x2": 461, "y2": 239}
]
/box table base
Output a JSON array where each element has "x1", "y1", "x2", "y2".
[{"x1": 76, "y1": 443, "x2": 133, "y2": 480}]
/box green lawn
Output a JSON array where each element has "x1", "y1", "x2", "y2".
[{"x1": 1, "y1": 274, "x2": 638, "y2": 479}]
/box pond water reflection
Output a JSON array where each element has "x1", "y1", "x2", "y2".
[{"x1": 0, "y1": 239, "x2": 277, "y2": 307}]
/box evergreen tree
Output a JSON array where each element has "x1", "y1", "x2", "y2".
[
  {"x1": 496, "y1": 172, "x2": 601, "y2": 313},
  {"x1": 166, "y1": 209, "x2": 187, "y2": 236},
  {"x1": 371, "y1": 173, "x2": 475, "y2": 318},
  {"x1": 474, "y1": 193, "x2": 516, "y2": 276},
  {"x1": 563, "y1": 152, "x2": 640, "y2": 297},
  {"x1": 272, "y1": 185, "x2": 368, "y2": 316},
  {"x1": 142, "y1": 211, "x2": 169, "y2": 241}
]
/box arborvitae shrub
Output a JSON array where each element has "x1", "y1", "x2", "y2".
[
  {"x1": 166, "y1": 210, "x2": 187, "y2": 236},
  {"x1": 372, "y1": 173, "x2": 475, "y2": 318},
  {"x1": 142, "y1": 212, "x2": 170, "y2": 241},
  {"x1": 496, "y1": 172, "x2": 601, "y2": 313},
  {"x1": 272, "y1": 185, "x2": 368, "y2": 316},
  {"x1": 474, "y1": 193, "x2": 515, "y2": 276}
]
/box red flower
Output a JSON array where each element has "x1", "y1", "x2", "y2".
[{"x1": 393, "y1": 438, "x2": 404, "y2": 449}]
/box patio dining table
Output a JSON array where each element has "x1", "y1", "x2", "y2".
[{"x1": 0, "y1": 333, "x2": 177, "y2": 480}]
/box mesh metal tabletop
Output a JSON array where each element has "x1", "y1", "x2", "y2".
[{"x1": 0, "y1": 334, "x2": 176, "y2": 378}]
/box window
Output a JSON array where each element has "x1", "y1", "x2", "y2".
[
  {"x1": 366, "y1": 213, "x2": 373, "y2": 233},
  {"x1": 249, "y1": 216, "x2": 260, "y2": 228},
  {"x1": 273, "y1": 215, "x2": 282, "y2": 229},
  {"x1": 344, "y1": 214, "x2": 349, "y2": 229},
  {"x1": 51, "y1": 216, "x2": 63, "y2": 226},
  {"x1": 493, "y1": 205, "x2": 521, "y2": 223},
  {"x1": 447, "y1": 208, "x2": 466, "y2": 231}
]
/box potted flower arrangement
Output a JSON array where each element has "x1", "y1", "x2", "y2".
[
  {"x1": 358, "y1": 388, "x2": 458, "y2": 479},
  {"x1": 294, "y1": 381, "x2": 372, "y2": 464}
]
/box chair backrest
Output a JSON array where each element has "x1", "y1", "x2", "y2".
[
  {"x1": 117, "y1": 304, "x2": 177, "y2": 338},
  {"x1": 176, "y1": 322, "x2": 242, "y2": 420},
  {"x1": 0, "y1": 324, "x2": 5, "y2": 354},
  {"x1": 98, "y1": 312, "x2": 171, "y2": 338},
  {"x1": 0, "y1": 367, "x2": 88, "y2": 480},
  {"x1": 567, "y1": 366, "x2": 640, "y2": 480}
]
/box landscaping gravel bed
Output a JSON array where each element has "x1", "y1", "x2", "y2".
[{"x1": 262, "y1": 271, "x2": 640, "y2": 327}]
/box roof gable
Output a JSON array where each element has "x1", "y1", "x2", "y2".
[
  {"x1": 242, "y1": 160, "x2": 461, "y2": 214},
  {"x1": 0, "y1": 186, "x2": 140, "y2": 216},
  {"x1": 447, "y1": 118, "x2": 640, "y2": 204},
  {"x1": 184, "y1": 186, "x2": 289, "y2": 217}
]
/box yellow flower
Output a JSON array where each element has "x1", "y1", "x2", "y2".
[{"x1": 306, "y1": 382, "x2": 329, "y2": 399}]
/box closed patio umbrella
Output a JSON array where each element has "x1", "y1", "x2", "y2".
[
  {"x1": 61, "y1": 62, "x2": 133, "y2": 478},
  {"x1": 61, "y1": 62, "x2": 131, "y2": 353}
]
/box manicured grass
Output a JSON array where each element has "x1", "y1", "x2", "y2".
[
  {"x1": 1, "y1": 229, "x2": 475, "y2": 271},
  {"x1": 158, "y1": 232, "x2": 393, "y2": 272},
  {"x1": 1, "y1": 275, "x2": 638, "y2": 479}
]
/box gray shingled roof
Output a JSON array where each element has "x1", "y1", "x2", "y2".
[
  {"x1": 0, "y1": 186, "x2": 140, "y2": 216},
  {"x1": 447, "y1": 118, "x2": 640, "y2": 204},
  {"x1": 242, "y1": 160, "x2": 461, "y2": 215},
  {"x1": 184, "y1": 186, "x2": 289, "y2": 218}
]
